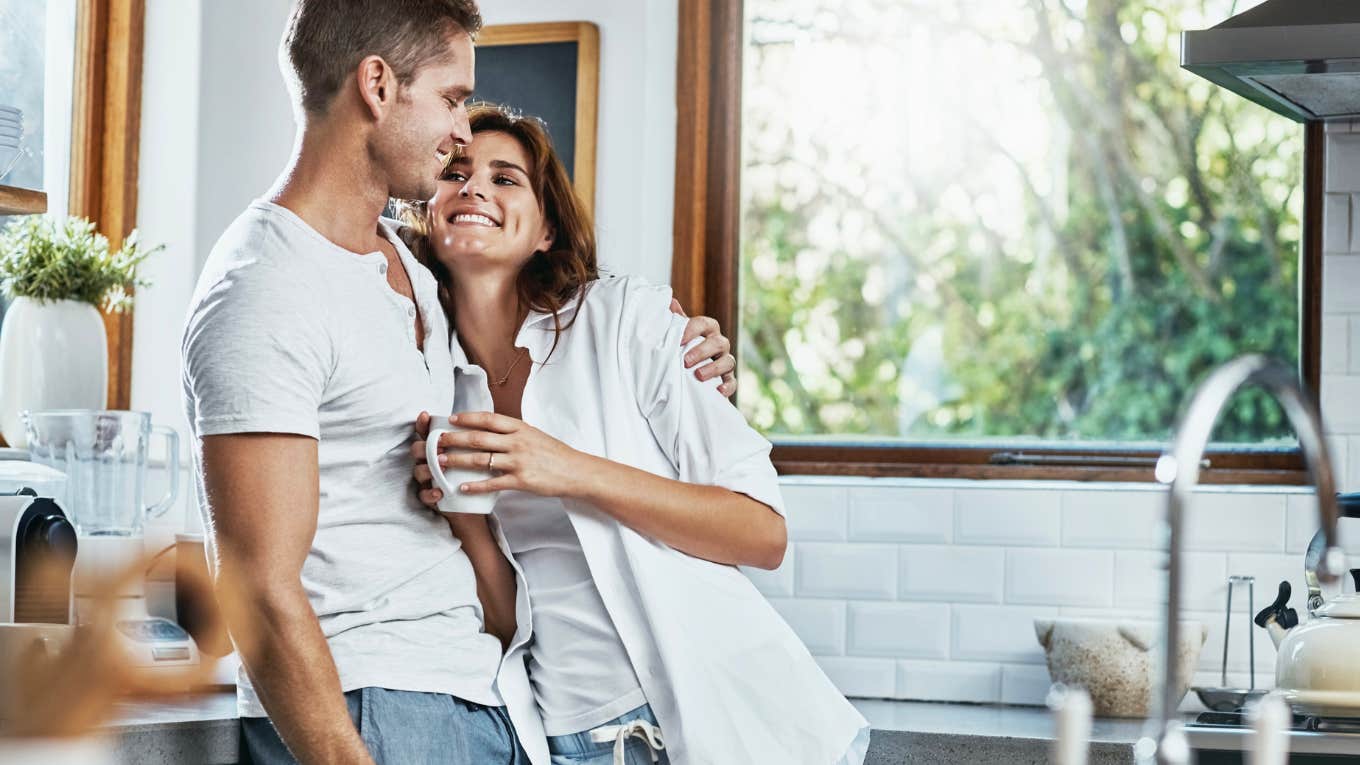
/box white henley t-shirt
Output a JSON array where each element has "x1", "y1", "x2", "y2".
[{"x1": 181, "y1": 200, "x2": 502, "y2": 717}]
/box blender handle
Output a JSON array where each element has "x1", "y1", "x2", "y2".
[{"x1": 146, "y1": 425, "x2": 181, "y2": 519}]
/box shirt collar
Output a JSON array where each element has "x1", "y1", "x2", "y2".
[{"x1": 448, "y1": 285, "x2": 586, "y2": 371}]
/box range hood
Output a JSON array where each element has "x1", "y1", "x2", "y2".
[{"x1": 1181, "y1": 0, "x2": 1360, "y2": 123}]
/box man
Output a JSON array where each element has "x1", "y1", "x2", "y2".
[{"x1": 180, "y1": 2, "x2": 735, "y2": 762}]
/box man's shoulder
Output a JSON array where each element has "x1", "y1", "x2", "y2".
[{"x1": 203, "y1": 201, "x2": 327, "y2": 277}]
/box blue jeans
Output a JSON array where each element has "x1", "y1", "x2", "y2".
[
  {"x1": 546, "y1": 704, "x2": 670, "y2": 765},
  {"x1": 240, "y1": 687, "x2": 528, "y2": 764}
]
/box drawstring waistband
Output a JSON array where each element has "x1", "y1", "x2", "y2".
[{"x1": 588, "y1": 718, "x2": 665, "y2": 765}]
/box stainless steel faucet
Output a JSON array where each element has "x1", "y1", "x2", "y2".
[{"x1": 1143, "y1": 355, "x2": 1343, "y2": 765}]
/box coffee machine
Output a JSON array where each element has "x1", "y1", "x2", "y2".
[
  {"x1": 0, "y1": 490, "x2": 78, "y2": 723},
  {"x1": 0, "y1": 491, "x2": 77, "y2": 624}
]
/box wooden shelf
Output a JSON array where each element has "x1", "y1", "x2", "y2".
[{"x1": 0, "y1": 185, "x2": 48, "y2": 216}]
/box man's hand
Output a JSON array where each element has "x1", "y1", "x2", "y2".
[{"x1": 670, "y1": 298, "x2": 736, "y2": 397}]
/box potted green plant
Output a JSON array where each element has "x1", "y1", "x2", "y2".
[{"x1": 0, "y1": 215, "x2": 159, "y2": 446}]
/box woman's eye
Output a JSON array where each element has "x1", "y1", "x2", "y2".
[
  {"x1": 494, "y1": 175, "x2": 516, "y2": 185},
  {"x1": 444, "y1": 171, "x2": 466, "y2": 182}
]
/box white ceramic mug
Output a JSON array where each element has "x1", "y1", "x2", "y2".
[{"x1": 425, "y1": 425, "x2": 500, "y2": 514}]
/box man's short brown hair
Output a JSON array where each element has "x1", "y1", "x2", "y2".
[{"x1": 282, "y1": 0, "x2": 483, "y2": 115}]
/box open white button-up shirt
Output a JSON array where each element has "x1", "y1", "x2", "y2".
[{"x1": 449, "y1": 275, "x2": 868, "y2": 764}]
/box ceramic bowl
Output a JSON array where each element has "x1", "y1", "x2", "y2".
[{"x1": 1035, "y1": 617, "x2": 1207, "y2": 718}]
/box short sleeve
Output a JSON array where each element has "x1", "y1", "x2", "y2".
[
  {"x1": 620, "y1": 280, "x2": 785, "y2": 516},
  {"x1": 182, "y1": 260, "x2": 333, "y2": 439}
]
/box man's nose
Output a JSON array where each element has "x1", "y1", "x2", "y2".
[{"x1": 451, "y1": 106, "x2": 472, "y2": 148}]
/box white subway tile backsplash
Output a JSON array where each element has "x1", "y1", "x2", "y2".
[
  {"x1": 1323, "y1": 374, "x2": 1360, "y2": 434},
  {"x1": 899, "y1": 545, "x2": 1004, "y2": 603},
  {"x1": 897, "y1": 660, "x2": 1001, "y2": 703},
  {"x1": 795, "y1": 543, "x2": 898, "y2": 600},
  {"x1": 1182, "y1": 492, "x2": 1286, "y2": 552},
  {"x1": 783, "y1": 485, "x2": 849, "y2": 541},
  {"x1": 1001, "y1": 663, "x2": 1055, "y2": 706},
  {"x1": 1351, "y1": 317, "x2": 1360, "y2": 376},
  {"x1": 848, "y1": 602, "x2": 949, "y2": 659},
  {"x1": 1061, "y1": 490, "x2": 1161, "y2": 548},
  {"x1": 1327, "y1": 134, "x2": 1360, "y2": 192},
  {"x1": 815, "y1": 656, "x2": 896, "y2": 698},
  {"x1": 848, "y1": 487, "x2": 953, "y2": 543},
  {"x1": 955, "y1": 490, "x2": 1061, "y2": 546},
  {"x1": 768, "y1": 598, "x2": 846, "y2": 656},
  {"x1": 952, "y1": 605, "x2": 1052, "y2": 663},
  {"x1": 1185, "y1": 605, "x2": 1276, "y2": 675},
  {"x1": 740, "y1": 547, "x2": 794, "y2": 598},
  {"x1": 1114, "y1": 550, "x2": 1227, "y2": 612},
  {"x1": 1005, "y1": 548, "x2": 1113, "y2": 607},
  {"x1": 1326, "y1": 314, "x2": 1349, "y2": 374},
  {"x1": 1326, "y1": 193, "x2": 1350, "y2": 252},
  {"x1": 1286, "y1": 496, "x2": 1360, "y2": 556},
  {"x1": 1224, "y1": 553, "x2": 1308, "y2": 631},
  {"x1": 1324, "y1": 256, "x2": 1360, "y2": 314},
  {"x1": 1351, "y1": 436, "x2": 1360, "y2": 492}
]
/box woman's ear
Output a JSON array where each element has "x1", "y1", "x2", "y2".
[
  {"x1": 536, "y1": 224, "x2": 556, "y2": 254},
  {"x1": 356, "y1": 55, "x2": 394, "y2": 120}
]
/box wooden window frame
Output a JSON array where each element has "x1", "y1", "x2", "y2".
[
  {"x1": 673, "y1": 0, "x2": 1322, "y2": 485},
  {"x1": 70, "y1": 0, "x2": 145, "y2": 410}
]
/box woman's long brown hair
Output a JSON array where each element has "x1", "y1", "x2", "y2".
[{"x1": 399, "y1": 102, "x2": 598, "y2": 355}]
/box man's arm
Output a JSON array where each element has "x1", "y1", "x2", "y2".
[{"x1": 202, "y1": 433, "x2": 374, "y2": 765}]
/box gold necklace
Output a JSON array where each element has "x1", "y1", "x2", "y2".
[{"x1": 482, "y1": 347, "x2": 529, "y2": 387}]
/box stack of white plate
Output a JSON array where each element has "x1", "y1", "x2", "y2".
[{"x1": 0, "y1": 105, "x2": 23, "y2": 183}]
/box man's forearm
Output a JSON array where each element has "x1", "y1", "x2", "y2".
[{"x1": 231, "y1": 584, "x2": 374, "y2": 765}]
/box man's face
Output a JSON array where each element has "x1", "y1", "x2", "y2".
[{"x1": 378, "y1": 30, "x2": 475, "y2": 201}]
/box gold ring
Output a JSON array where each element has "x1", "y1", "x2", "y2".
[{"x1": 487, "y1": 452, "x2": 496, "y2": 471}]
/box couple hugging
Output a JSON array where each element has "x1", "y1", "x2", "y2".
[{"x1": 181, "y1": 1, "x2": 868, "y2": 763}]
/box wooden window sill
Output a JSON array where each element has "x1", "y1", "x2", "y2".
[{"x1": 0, "y1": 185, "x2": 47, "y2": 216}]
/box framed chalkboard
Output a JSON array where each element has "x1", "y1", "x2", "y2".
[{"x1": 475, "y1": 22, "x2": 600, "y2": 214}]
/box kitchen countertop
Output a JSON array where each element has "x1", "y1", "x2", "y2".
[
  {"x1": 855, "y1": 699, "x2": 1145, "y2": 764},
  {"x1": 103, "y1": 694, "x2": 1360, "y2": 764},
  {"x1": 107, "y1": 693, "x2": 1140, "y2": 764}
]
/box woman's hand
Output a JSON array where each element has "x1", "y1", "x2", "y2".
[{"x1": 412, "y1": 411, "x2": 594, "y2": 503}]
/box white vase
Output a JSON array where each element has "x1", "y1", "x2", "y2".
[{"x1": 0, "y1": 297, "x2": 108, "y2": 447}]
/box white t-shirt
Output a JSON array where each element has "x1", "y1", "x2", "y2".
[
  {"x1": 494, "y1": 492, "x2": 646, "y2": 736},
  {"x1": 181, "y1": 200, "x2": 502, "y2": 717}
]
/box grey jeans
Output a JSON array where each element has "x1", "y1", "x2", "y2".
[{"x1": 240, "y1": 687, "x2": 528, "y2": 765}]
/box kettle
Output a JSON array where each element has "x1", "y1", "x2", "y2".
[{"x1": 1255, "y1": 493, "x2": 1360, "y2": 717}]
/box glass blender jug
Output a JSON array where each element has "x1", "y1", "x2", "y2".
[{"x1": 23, "y1": 410, "x2": 180, "y2": 622}]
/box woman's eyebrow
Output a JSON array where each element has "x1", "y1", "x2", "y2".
[{"x1": 490, "y1": 159, "x2": 529, "y2": 177}]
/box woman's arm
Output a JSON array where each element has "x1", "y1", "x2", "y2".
[
  {"x1": 413, "y1": 412, "x2": 787, "y2": 570},
  {"x1": 444, "y1": 511, "x2": 518, "y2": 649},
  {"x1": 573, "y1": 450, "x2": 786, "y2": 570},
  {"x1": 415, "y1": 412, "x2": 518, "y2": 649}
]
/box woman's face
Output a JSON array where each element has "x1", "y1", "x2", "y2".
[{"x1": 427, "y1": 130, "x2": 554, "y2": 273}]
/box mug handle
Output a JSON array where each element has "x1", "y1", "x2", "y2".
[
  {"x1": 425, "y1": 428, "x2": 460, "y2": 500},
  {"x1": 147, "y1": 425, "x2": 181, "y2": 519}
]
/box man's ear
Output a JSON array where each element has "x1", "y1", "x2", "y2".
[{"x1": 356, "y1": 55, "x2": 395, "y2": 120}]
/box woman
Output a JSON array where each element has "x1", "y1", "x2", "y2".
[{"x1": 408, "y1": 103, "x2": 868, "y2": 765}]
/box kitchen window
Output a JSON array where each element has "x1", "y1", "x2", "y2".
[
  {"x1": 0, "y1": 0, "x2": 77, "y2": 221},
  {"x1": 0, "y1": 0, "x2": 147, "y2": 410},
  {"x1": 674, "y1": 0, "x2": 1321, "y2": 484}
]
